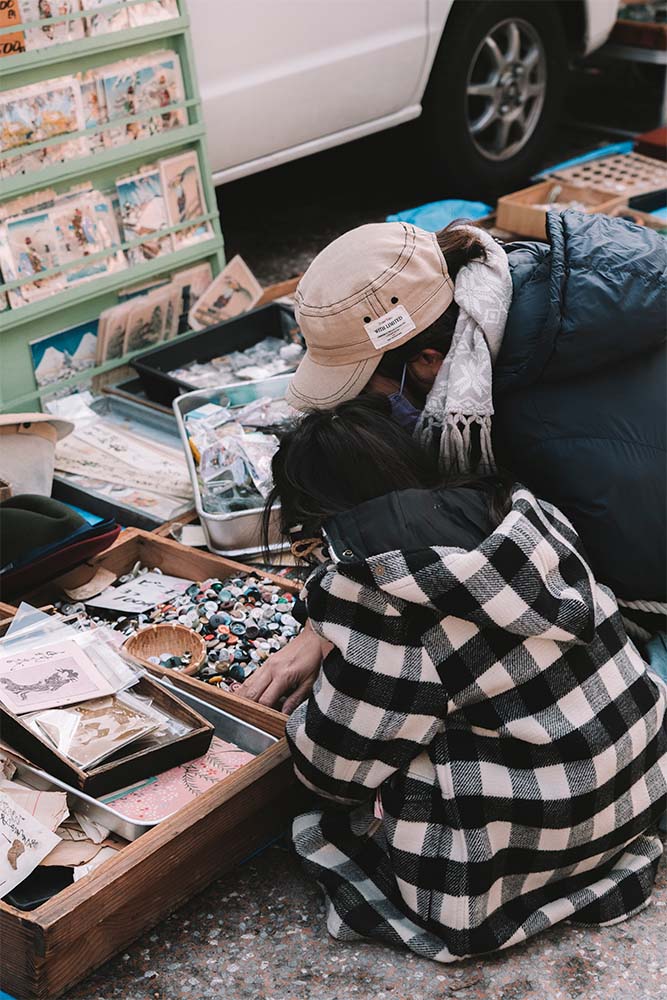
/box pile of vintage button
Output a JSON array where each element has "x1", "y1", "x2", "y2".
[
  {"x1": 152, "y1": 576, "x2": 301, "y2": 690},
  {"x1": 59, "y1": 568, "x2": 301, "y2": 693}
]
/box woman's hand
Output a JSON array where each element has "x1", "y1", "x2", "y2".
[{"x1": 237, "y1": 620, "x2": 331, "y2": 714}]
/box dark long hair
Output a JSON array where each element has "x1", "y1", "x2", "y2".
[
  {"x1": 375, "y1": 220, "x2": 488, "y2": 381},
  {"x1": 263, "y1": 396, "x2": 511, "y2": 556}
]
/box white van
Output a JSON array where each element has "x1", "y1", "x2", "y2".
[{"x1": 191, "y1": 0, "x2": 619, "y2": 191}]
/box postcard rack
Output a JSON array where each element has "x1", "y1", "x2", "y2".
[{"x1": 0, "y1": 0, "x2": 225, "y2": 414}]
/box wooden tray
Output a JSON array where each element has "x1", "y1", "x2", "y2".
[
  {"x1": 0, "y1": 608, "x2": 305, "y2": 1000},
  {"x1": 0, "y1": 673, "x2": 214, "y2": 797},
  {"x1": 22, "y1": 527, "x2": 300, "y2": 723}
]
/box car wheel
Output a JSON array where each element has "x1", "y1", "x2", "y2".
[{"x1": 422, "y1": 1, "x2": 568, "y2": 199}]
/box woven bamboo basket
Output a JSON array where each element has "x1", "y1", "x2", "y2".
[{"x1": 124, "y1": 623, "x2": 206, "y2": 676}]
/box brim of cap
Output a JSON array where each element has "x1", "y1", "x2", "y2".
[
  {"x1": 0, "y1": 413, "x2": 73, "y2": 441},
  {"x1": 285, "y1": 352, "x2": 382, "y2": 412}
]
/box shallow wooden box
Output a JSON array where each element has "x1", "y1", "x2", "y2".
[
  {"x1": 24, "y1": 526, "x2": 302, "y2": 714},
  {"x1": 496, "y1": 180, "x2": 623, "y2": 239},
  {"x1": 0, "y1": 600, "x2": 303, "y2": 1000},
  {"x1": 0, "y1": 673, "x2": 214, "y2": 797}
]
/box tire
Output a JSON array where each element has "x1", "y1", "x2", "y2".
[{"x1": 421, "y1": 1, "x2": 568, "y2": 200}]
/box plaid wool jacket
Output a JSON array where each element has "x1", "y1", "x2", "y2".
[{"x1": 286, "y1": 486, "x2": 667, "y2": 962}]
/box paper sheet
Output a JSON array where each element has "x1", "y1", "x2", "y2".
[
  {"x1": 0, "y1": 781, "x2": 69, "y2": 832},
  {"x1": 72, "y1": 846, "x2": 119, "y2": 881},
  {"x1": 0, "y1": 793, "x2": 60, "y2": 899},
  {"x1": 86, "y1": 571, "x2": 193, "y2": 614}
]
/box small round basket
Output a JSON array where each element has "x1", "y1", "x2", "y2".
[{"x1": 124, "y1": 623, "x2": 206, "y2": 676}]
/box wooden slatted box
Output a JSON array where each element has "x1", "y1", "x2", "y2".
[{"x1": 0, "y1": 584, "x2": 305, "y2": 1000}]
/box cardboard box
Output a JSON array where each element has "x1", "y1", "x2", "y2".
[{"x1": 496, "y1": 180, "x2": 623, "y2": 240}]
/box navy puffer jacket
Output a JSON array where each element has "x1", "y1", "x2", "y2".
[{"x1": 493, "y1": 210, "x2": 666, "y2": 601}]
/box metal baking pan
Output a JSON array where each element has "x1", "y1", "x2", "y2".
[
  {"x1": 11, "y1": 683, "x2": 276, "y2": 841},
  {"x1": 52, "y1": 394, "x2": 193, "y2": 530},
  {"x1": 133, "y1": 302, "x2": 299, "y2": 407},
  {"x1": 173, "y1": 384, "x2": 289, "y2": 557}
]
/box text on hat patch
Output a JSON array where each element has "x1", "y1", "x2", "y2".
[{"x1": 364, "y1": 305, "x2": 416, "y2": 350}]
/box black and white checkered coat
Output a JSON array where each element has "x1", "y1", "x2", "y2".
[{"x1": 286, "y1": 486, "x2": 667, "y2": 962}]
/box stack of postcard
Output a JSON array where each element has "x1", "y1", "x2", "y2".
[
  {"x1": 18, "y1": 0, "x2": 84, "y2": 51},
  {"x1": 0, "y1": 182, "x2": 126, "y2": 309},
  {"x1": 116, "y1": 149, "x2": 213, "y2": 264},
  {"x1": 95, "y1": 261, "x2": 212, "y2": 361},
  {"x1": 16, "y1": 0, "x2": 178, "y2": 51},
  {"x1": 0, "y1": 635, "x2": 166, "y2": 769},
  {"x1": 26, "y1": 262, "x2": 211, "y2": 397},
  {"x1": 0, "y1": 50, "x2": 185, "y2": 179},
  {"x1": 0, "y1": 74, "x2": 87, "y2": 178}
]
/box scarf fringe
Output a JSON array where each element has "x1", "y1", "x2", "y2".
[
  {"x1": 415, "y1": 226, "x2": 512, "y2": 475},
  {"x1": 440, "y1": 414, "x2": 496, "y2": 476}
]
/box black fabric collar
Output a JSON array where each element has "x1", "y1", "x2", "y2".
[{"x1": 324, "y1": 486, "x2": 493, "y2": 564}]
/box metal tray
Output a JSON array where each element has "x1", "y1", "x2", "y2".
[
  {"x1": 173, "y1": 383, "x2": 289, "y2": 557},
  {"x1": 52, "y1": 395, "x2": 193, "y2": 530},
  {"x1": 12, "y1": 682, "x2": 276, "y2": 841},
  {"x1": 134, "y1": 302, "x2": 299, "y2": 407}
]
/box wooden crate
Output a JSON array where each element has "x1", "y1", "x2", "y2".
[
  {"x1": 497, "y1": 180, "x2": 623, "y2": 240},
  {"x1": 608, "y1": 204, "x2": 667, "y2": 231},
  {"x1": 553, "y1": 152, "x2": 667, "y2": 199},
  {"x1": 0, "y1": 607, "x2": 305, "y2": 1000},
  {"x1": 23, "y1": 527, "x2": 300, "y2": 721}
]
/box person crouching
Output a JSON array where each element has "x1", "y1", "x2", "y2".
[{"x1": 264, "y1": 396, "x2": 667, "y2": 963}]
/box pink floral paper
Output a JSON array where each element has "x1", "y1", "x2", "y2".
[{"x1": 105, "y1": 737, "x2": 253, "y2": 821}]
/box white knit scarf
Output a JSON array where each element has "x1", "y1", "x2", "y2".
[{"x1": 415, "y1": 226, "x2": 512, "y2": 474}]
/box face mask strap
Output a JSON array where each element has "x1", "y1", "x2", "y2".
[{"x1": 399, "y1": 362, "x2": 407, "y2": 396}]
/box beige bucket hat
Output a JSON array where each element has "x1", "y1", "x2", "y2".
[
  {"x1": 0, "y1": 413, "x2": 73, "y2": 497},
  {"x1": 286, "y1": 222, "x2": 454, "y2": 411},
  {"x1": 0, "y1": 412, "x2": 73, "y2": 439}
]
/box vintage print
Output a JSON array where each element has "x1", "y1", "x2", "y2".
[
  {"x1": 127, "y1": 0, "x2": 178, "y2": 27},
  {"x1": 190, "y1": 254, "x2": 262, "y2": 330},
  {"x1": 0, "y1": 793, "x2": 60, "y2": 900},
  {"x1": 80, "y1": 74, "x2": 108, "y2": 154},
  {"x1": 95, "y1": 301, "x2": 132, "y2": 363},
  {"x1": 0, "y1": 76, "x2": 87, "y2": 175},
  {"x1": 102, "y1": 736, "x2": 253, "y2": 822},
  {"x1": 101, "y1": 52, "x2": 185, "y2": 146},
  {"x1": 51, "y1": 198, "x2": 111, "y2": 285},
  {"x1": 160, "y1": 150, "x2": 213, "y2": 250},
  {"x1": 5, "y1": 209, "x2": 62, "y2": 305},
  {"x1": 0, "y1": 639, "x2": 114, "y2": 715},
  {"x1": 37, "y1": 695, "x2": 159, "y2": 769},
  {"x1": 79, "y1": 0, "x2": 129, "y2": 36},
  {"x1": 123, "y1": 292, "x2": 167, "y2": 353},
  {"x1": 19, "y1": 0, "x2": 85, "y2": 50},
  {"x1": 30, "y1": 319, "x2": 98, "y2": 388},
  {"x1": 116, "y1": 168, "x2": 171, "y2": 264}
]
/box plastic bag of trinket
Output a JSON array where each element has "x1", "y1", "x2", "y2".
[
  {"x1": 23, "y1": 690, "x2": 161, "y2": 769},
  {"x1": 199, "y1": 437, "x2": 249, "y2": 486},
  {"x1": 234, "y1": 396, "x2": 297, "y2": 429},
  {"x1": 1, "y1": 604, "x2": 141, "y2": 696},
  {"x1": 201, "y1": 482, "x2": 262, "y2": 514},
  {"x1": 237, "y1": 432, "x2": 279, "y2": 497}
]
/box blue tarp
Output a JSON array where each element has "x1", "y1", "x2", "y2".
[{"x1": 386, "y1": 199, "x2": 492, "y2": 231}]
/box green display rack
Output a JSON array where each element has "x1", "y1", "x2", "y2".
[{"x1": 0, "y1": 0, "x2": 225, "y2": 413}]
